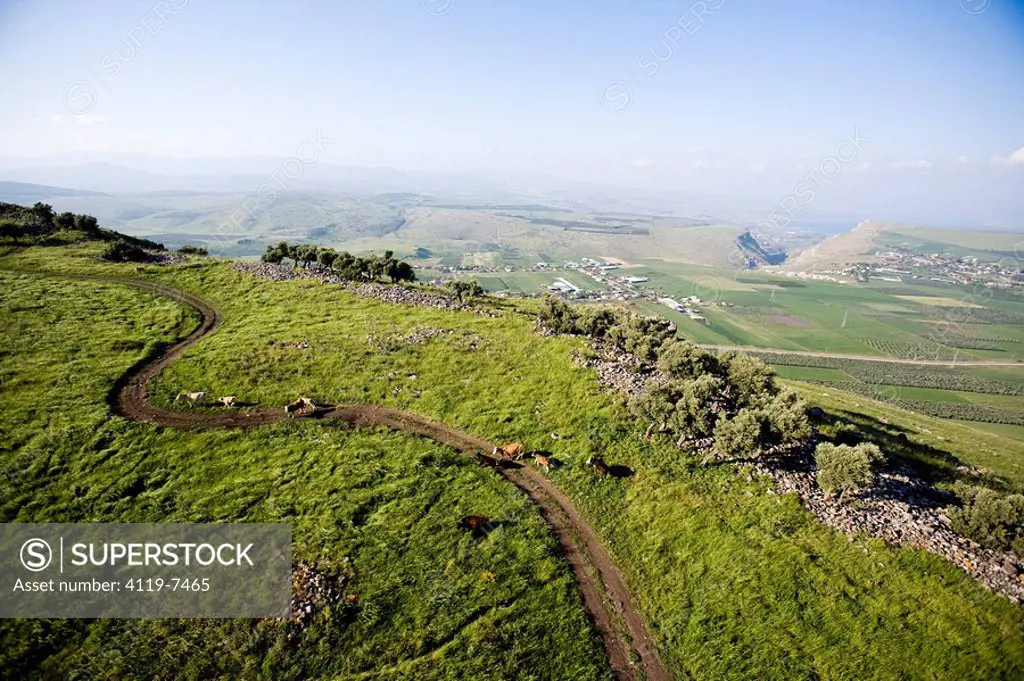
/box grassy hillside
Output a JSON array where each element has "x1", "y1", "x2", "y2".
[
  {"x1": 0, "y1": 270, "x2": 605, "y2": 680},
  {"x1": 2, "y1": 243, "x2": 1023, "y2": 679}
]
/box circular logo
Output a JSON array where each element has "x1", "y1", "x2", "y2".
[
  {"x1": 691, "y1": 276, "x2": 723, "y2": 303},
  {"x1": 1013, "y1": 240, "x2": 1024, "y2": 264},
  {"x1": 62, "y1": 80, "x2": 97, "y2": 115},
  {"x1": 421, "y1": 0, "x2": 454, "y2": 16},
  {"x1": 959, "y1": 0, "x2": 991, "y2": 14},
  {"x1": 20, "y1": 538, "x2": 52, "y2": 572},
  {"x1": 600, "y1": 80, "x2": 634, "y2": 115}
]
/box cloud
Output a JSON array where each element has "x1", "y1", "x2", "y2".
[
  {"x1": 956, "y1": 155, "x2": 969, "y2": 164},
  {"x1": 888, "y1": 159, "x2": 930, "y2": 170},
  {"x1": 850, "y1": 162, "x2": 872, "y2": 172},
  {"x1": 691, "y1": 159, "x2": 705, "y2": 169},
  {"x1": 991, "y1": 146, "x2": 1024, "y2": 166},
  {"x1": 629, "y1": 157, "x2": 654, "y2": 168}
]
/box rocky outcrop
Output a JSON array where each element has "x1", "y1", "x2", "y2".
[
  {"x1": 570, "y1": 340, "x2": 660, "y2": 398},
  {"x1": 572, "y1": 335, "x2": 1024, "y2": 602},
  {"x1": 751, "y1": 455, "x2": 1024, "y2": 602}
]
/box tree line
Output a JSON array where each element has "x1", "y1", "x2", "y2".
[
  {"x1": 538, "y1": 296, "x2": 811, "y2": 460},
  {"x1": 262, "y1": 242, "x2": 415, "y2": 284},
  {"x1": 0, "y1": 201, "x2": 163, "y2": 251},
  {"x1": 538, "y1": 296, "x2": 893, "y2": 500}
]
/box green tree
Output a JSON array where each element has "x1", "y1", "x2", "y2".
[
  {"x1": 949, "y1": 485, "x2": 1024, "y2": 554},
  {"x1": 578, "y1": 307, "x2": 620, "y2": 339},
  {"x1": 723, "y1": 352, "x2": 775, "y2": 404},
  {"x1": 657, "y1": 340, "x2": 719, "y2": 380},
  {"x1": 30, "y1": 202, "x2": 55, "y2": 228},
  {"x1": 713, "y1": 408, "x2": 764, "y2": 460},
  {"x1": 54, "y1": 212, "x2": 77, "y2": 231},
  {"x1": 814, "y1": 442, "x2": 884, "y2": 501},
  {"x1": 630, "y1": 382, "x2": 680, "y2": 438},
  {"x1": 761, "y1": 388, "x2": 812, "y2": 445},
  {"x1": 539, "y1": 295, "x2": 580, "y2": 334},
  {"x1": 74, "y1": 214, "x2": 99, "y2": 232},
  {"x1": 0, "y1": 218, "x2": 22, "y2": 242},
  {"x1": 101, "y1": 240, "x2": 149, "y2": 263},
  {"x1": 387, "y1": 260, "x2": 416, "y2": 283},
  {"x1": 447, "y1": 280, "x2": 483, "y2": 303}
]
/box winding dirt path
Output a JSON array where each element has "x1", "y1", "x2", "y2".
[{"x1": 44, "y1": 273, "x2": 671, "y2": 681}]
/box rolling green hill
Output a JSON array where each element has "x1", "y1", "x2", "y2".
[{"x1": 2, "y1": 240, "x2": 1023, "y2": 680}]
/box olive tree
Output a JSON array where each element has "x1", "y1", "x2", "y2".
[{"x1": 814, "y1": 442, "x2": 884, "y2": 501}]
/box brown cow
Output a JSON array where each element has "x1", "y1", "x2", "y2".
[
  {"x1": 532, "y1": 452, "x2": 552, "y2": 473},
  {"x1": 586, "y1": 456, "x2": 609, "y2": 479},
  {"x1": 459, "y1": 515, "x2": 492, "y2": 535},
  {"x1": 473, "y1": 452, "x2": 501, "y2": 468},
  {"x1": 493, "y1": 443, "x2": 525, "y2": 460},
  {"x1": 285, "y1": 397, "x2": 317, "y2": 417}
]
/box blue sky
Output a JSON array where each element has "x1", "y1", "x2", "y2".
[{"x1": 0, "y1": 0, "x2": 1022, "y2": 224}]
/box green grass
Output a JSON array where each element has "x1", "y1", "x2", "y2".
[
  {"x1": 0, "y1": 268, "x2": 604, "y2": 680},
  {"x1": 959, "y1": 422, "x2": 1024, "y2": 442},
  {"x1": 3, "y1": 244, "x2": 1024, "y2": 680}
]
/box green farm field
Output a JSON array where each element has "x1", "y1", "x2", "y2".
[
  {"x1": 2, "y1": 243, "x2": 1024, "y2": 679},
  {"x1": 631, "y1": 261, "x2": 1024, "y2": 364}
]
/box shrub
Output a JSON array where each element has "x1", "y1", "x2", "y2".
[
  {"x1": 949, "y1": 485, "x2": 1024, "y2": 556},
  {"x1": 446, "y1": 280, "x2": 483, "y2": 303},
  {"x1": 713, "y1": 409, "x2": 763, "y2": 459},
  {"x1": 577, "y1": 306, "x2": 620, "y2": 339},
  {"x1": 538, "y1": 295, "x2": 580, "y2": 334},
  {"x1": 178, "y1": 245, "x2": 208, "y2": 256},
  {"x1": 657, "y1": 339, "x2": 719, "y2": 379},
  {"x1": 814, "y1": 442, "x2": 884, "y2": 500},
  {"x1": 101, "y1": 241, "x2": 150, "y2": 263}
]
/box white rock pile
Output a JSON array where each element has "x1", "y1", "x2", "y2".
[{"x1": 289, "y1": 560, "x2": 352, "y2": 628}]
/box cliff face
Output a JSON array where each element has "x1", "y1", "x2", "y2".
[{"x1": 737, "y1": 230, "x2": 788, "y2": 266}]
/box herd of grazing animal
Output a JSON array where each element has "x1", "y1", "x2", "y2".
[
  {"x1": 474, "y1": 443, "x2": 612, "y2": 479},
  {"x1": 173, "y1": 392, "x2": 321, "y2": 416},
  {"x1": 171, "y1": 395, "x2": 615, "y2": 528},
  {"x1": 460, "y1": 446, "x2": 616, "y2": 536},
  {"x1": 170, "y1": 397, "x2": 614, "y2": 481}
]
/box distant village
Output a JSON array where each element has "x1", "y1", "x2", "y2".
[
  {"x1": 818, "y1": 248, "x2": 1024, "y2": 289},
  {"x1": 428, "y1": 256, "x2": 727, "y2": 324}
]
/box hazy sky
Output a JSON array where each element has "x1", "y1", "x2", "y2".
[{"x1": 1, "y1": 0, "x2": 1022, "y2": 224}]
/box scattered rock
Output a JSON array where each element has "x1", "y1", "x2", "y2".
[{"x1": 288, "y1": 560, "x2": 348, "y2": 628}]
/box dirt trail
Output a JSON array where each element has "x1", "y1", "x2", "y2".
[{"x1": 41, "y1": 273, "x2": 671, "y2": 681}]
